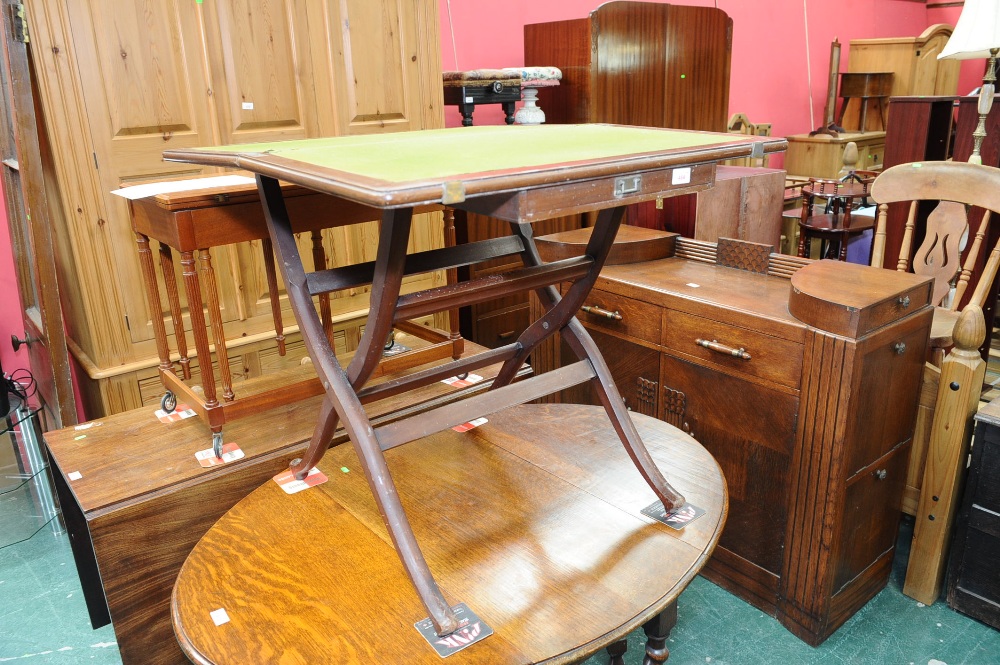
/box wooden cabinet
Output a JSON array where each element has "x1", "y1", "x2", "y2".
[
  {"x1": 533, "y1": 237, "x2": 933, "y2": 644},
  {"x1": 946, "y1": 398, "x2": 1000, "y2": 630},
  {"x1": 524, "y1": 1, "x2": 731, "y2": 132},
  {"x1": 26, "y1": 0, "x2": 445, "y2": 417},
  {"x1": 848, "y1": 25, "x2": 960, "y2": 100},
  {"x1": 875, "y1": 96, "x2": 957, "y2": 274},
  {"x1": 785, "y1": 131, "x2": 886, "y2": 179}
]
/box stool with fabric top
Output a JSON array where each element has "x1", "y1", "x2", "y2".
[{"x1": 442, "y1": 69, "x2": 521, "y2": 126}]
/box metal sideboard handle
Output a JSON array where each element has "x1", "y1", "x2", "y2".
[
  {"x1": 696, "y1": 338, "x2": 751, "y2": 360},
  {"x1": 581, "y1": 305, "x2": 623, "y2": 321}
]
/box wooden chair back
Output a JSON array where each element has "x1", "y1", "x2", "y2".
[{"x1": 870, "y1": 161, "x2": 1000, "y2": 310}]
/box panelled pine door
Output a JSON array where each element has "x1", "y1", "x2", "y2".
[{"x1": 25, "y1": 0, "x2": 444, "y2": 416}]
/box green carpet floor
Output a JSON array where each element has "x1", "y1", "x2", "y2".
[{"x1": 1, "y1": 474, "x2": 997, "y2": 664}]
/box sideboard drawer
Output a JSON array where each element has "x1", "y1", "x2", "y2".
[
  {"x1": 661, "y1": 309, "x2": 803, "y2": 389},
  {"x1": 577, "y1": 288, "x2": 661, "y2": 346}
]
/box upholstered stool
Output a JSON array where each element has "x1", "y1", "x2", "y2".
[
  {"x1": 442, "y1": 69, "x2": 522, "y2": 126},
  {"x1": 503, "y1": 66, "x2": 562, "y2": 124}
]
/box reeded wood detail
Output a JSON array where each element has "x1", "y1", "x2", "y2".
[
  {"x1": 181, "y1": 251, "x2": 217, "y2": 408},
  {"x1": 780, "y1": 330, "x2": 851, "y2": 632},
  {"x1": 157, "y1": 243, "x2": 191, "y2": 379}
]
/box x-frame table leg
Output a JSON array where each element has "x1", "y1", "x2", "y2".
[
  {"x1": 257, "y1": 175, "x2": 461, "y2": 636},
  {"x1": 501, "y1": 207, "x2": 685, "y2": 511}
]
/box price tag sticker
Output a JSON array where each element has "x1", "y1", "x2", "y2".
[
  {"x1": 195, "y1": 443, "x2": 245, "y2": 467},
  {"x1": 641, "y1": 500, "x2": 706, "y2": 531},
  {"x1": 415, "y1": 603, "x2": 493, "y2": 658},
  {"x1": 67, "y1": 471, "x2": 83, "y2": 481},
  {"x1": 155, "y1": 404, "x2": 196, "y2": 424},
  {"x1": 452, "y1": 418, "x2": 487, "y2": 433},
  {"x1": 441, "y1": 373, "x2": 483, "y2": 388},
  {"x1": 273, "y1": 467, "x2": 329, "y2": 494},
  {"x1": 210, "y1": 608, "x2": 230, "y2": 626},
  {"x1": 671, "y1": 167, "x2": 692, "y2": 185}
]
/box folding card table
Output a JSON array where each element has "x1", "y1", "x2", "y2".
[{"x1": 164, "y1": 124, "x2": 786, "y2": 638}]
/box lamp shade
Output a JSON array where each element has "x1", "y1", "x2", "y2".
[{"x1": 940, "y1": 0, "x2": 1000, "y2": 60}]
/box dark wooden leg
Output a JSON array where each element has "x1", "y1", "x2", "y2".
[
  {"x1": 606, "y1": 639, "x2": 627, "y2": 665},
  {"x1": 311, "y1": 230, "x2": 333, "y2": 346},
  {"x1": 797, "y1": 228, "x2": 809, "y2": 258},
  {"x1": 345, "y1": 209, "x2": 412, "y2": 386},
  {"x1": 503, "y1": 209, "x2": 685, "y2": 512},
  {"x1": 642, "y1": 602, "x2": 678, "y2": 665},
  {"x1": 458, "y1": 101, "x2": 475, "y2": 126},
  {"x1": 503, "y1": 101, "x2": 516, "y2": 125},
  {"x1": 257, "y1": 175, "x2": 460, "y2": 637},
  {"x1": 261, "y1": 237, "x2": 286, "y2": 356}
]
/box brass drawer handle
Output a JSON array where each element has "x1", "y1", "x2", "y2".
[
  {"x1": 497, "y1": 330, "x2": 516, "y2": 340},
  {"x1": 696, "y1": 338, "x2": 751, "y2": 360},
  {"x1": 875, "y1": 468, "x2": 887, "y2": 480},
  {"x1": 897, "y1": 296, "x2": 910, "y2": 308},
  {"x1": 581, "y1": 305, "x2": 622, "y2": 321}
]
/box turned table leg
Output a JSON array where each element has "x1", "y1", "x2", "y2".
[
  {"x1": 311, "y1": 230, "x2": 334, "y2": 345},
  {"x1": 199, "y1": 249, "x2": 234, "y2": 402},
  {"x1": 180, "y1": 251, "x2": 218, "y2": 409},
  {"x1": 642, "y1": 601, "x2": 678, "y2": 664},
  {"x1": 135, "y1": 232, "x2": 171, "y2": 373},
  {"x1": 606, "y1": 639, "x2": 627, "y2": 665},
  {"x1": 159, "y1": 243, "x2": 191, "y2": 379}
]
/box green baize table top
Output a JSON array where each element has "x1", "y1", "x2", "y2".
[{"x1": 163, "y1": 124, "x2": 786, "y2": 208}]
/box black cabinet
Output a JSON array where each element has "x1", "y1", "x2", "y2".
[{"x1": 946, "y1": 398, "x2": 1000, "y2": 630}]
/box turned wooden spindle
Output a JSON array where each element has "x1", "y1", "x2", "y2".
[
  {"x1": 180, "y1": 251, "x2": 218, "y2": 409},
  {"x1": 311, "y1": 230, "x2": 334, "y2": 345},
  {"x1": 261, "y1": 237, "x2": 286, "y2": 356},
  {"x1": 198, "y1": 249, "x2": 235, "y2": 402},
  {"x1": 159, "y1": 243, "x2": 191, "y2": 379},
  {"x1": 135, "y1": 232, "x2": 172, "y2": 373}
]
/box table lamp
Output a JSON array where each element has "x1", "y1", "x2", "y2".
[{"x1": 939, "y1": 0, "x2": 1000, "y2": 164}]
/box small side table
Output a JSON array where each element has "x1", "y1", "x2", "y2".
[{"x1": 442, "y1": 69, "x2": 521, "y2": 126}]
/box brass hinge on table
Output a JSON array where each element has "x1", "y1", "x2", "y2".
[{"x1": 10, "y1": 3, "x2": 28, "y2": 43}]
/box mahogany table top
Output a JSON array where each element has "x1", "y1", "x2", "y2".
[{"x1": 171, "y1": 404, "x2": 727, "y2": 664}]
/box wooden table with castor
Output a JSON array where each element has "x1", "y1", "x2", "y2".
[{"x1": 171, "y1": 404, "x2": 727, "y2": 664}]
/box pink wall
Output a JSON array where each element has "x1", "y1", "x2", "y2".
[
  {"x1": 0, "y1": 0, "x2": 985, "y2": 415},
  {"x1": 0, "y1": 182, "x2": 29, "y2": 378},
  {"x1": 439, "y1": 0, "x2": 979, "y2": 140}
]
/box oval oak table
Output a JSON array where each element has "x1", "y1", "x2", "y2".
[{"x1": 171, "y1": 404, "x2": 727, "y2": 664}]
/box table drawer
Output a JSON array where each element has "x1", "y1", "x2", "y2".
[
  {"x1": 576, "y1": 288, "x2": 660, "y2": 346},
  {"x1": 661, "y1": 309, "x2": 803, "y2": 389}
]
